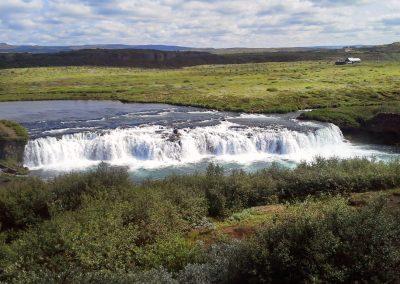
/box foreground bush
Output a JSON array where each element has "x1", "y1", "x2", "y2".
[
  {"x1": 238, "y1": 198, "x2": 400, "y2": 283},
  {"x1": 177, "y1": 198, "x2": 400, "y2": 283},
  {"x1": 0, "y1": 178, "x2": 50, "y2": 232},
  {"x1": 20, "y1": 198, "x2": 399, "y2": 284},
  {"x1": 158, "y1": 158, "x2": 400, "y2": 218},
  {"x1": 50, "y1": 163, "x2": 131, "y2": 211},
  {"x1": 1, "y1": 158, "x2": 400, "y2": 282}
]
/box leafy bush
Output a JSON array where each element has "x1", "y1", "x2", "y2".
[
  {"x1": 0, "y1": 178, "x2": 50, "y2": 232},
  {"x1": 160, "y1": 158, "x2": 400, "y2": 218},
  {"x1": 2, "y1": 159, "x2": 400, "y2": 282},
  {"x1": 246, "y1": 198, "x2": 400, "y2": 283},
  {"x1": 190, "y1": 198, "x2": 400, "y2": 283},
  {"x1": 69, "y1": 267, "x2": 176, "y2": 284},
  {"x1": 121, "y1": 187, "x2": 187, "y2": 245},
  {"x1": 137, "y1": 235, "x2": 203, "y2": 272},
  {"x1": 50, "y1": 163, "x2": 130, "y2": 211},
  {"x1": 278, "y1": 158, "x2": 400, "y2": 199},
  {"x1": 177, "y1": 242, "x2": 244, "y2": 283},
  {"x1": 143, "y1": 180, "x2": 208, "y2": 227}
]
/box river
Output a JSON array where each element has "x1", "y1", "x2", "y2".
[{"x1": 0, "y1": 100, "x2": 398, "y2": 180}]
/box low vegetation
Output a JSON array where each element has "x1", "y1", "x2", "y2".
[
  {"x1": 1, "y1": 158, "x2": 400, "y2": 282},
  {"x1": 300, "y1": 104, "x2": 400, "y2": 129},
  {"x1": 0, "y1": 120, "x2": 28, "y2": 142},
  {"x1": 1, "y1": 61, "x2": 400, "y2": 114}
]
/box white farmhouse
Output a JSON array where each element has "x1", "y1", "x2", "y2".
[
  {"x1": 345, "y1": 57, "x2": 361, "y2": 63},
  {"x1": 335, "y1": 57, "x2": 362, "y2": 65}
]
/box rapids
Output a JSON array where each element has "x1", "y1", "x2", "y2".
[{"x1": 0, "y1": 100, "x2": 398, "y2": 179}]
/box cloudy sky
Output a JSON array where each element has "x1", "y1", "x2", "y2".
[{"x1": 0, "y1": 0, "x2": 399, "y2": 48}]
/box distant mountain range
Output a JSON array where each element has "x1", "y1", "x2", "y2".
[
  {"x1": 0, "y1": 43, "x2": 383, "y2": 54},
  {"x1": 0, "y1": 43, "x2": 191, "y2": 54}
]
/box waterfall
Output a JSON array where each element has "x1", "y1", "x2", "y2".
[{"x1": 24, "y1": 122, "x2": 346, "y2": 170}]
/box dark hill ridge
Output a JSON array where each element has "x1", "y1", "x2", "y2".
[
  {"x1": 0, "y1": 49, "x2": 225, "y2": 68},
  {"x1": 0, "y1": 42, "x2": 399, "y2": 69}
]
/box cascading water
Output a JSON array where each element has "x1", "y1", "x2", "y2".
[
  {"x1": 24, "y1": 121, "x2": 348, "y2": 170},
  {"x1": 0, "y1": 100, "x2": 397, "y2": 178}
]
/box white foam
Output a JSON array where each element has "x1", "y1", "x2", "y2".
[
  {"x1": 238, "y1": 113, "x2": 278, "y2": 119},
  {"x1": 24, "y1": 121, "x2": 380, "y2": 172},
  {"x1": 187, "y1": 110, "x2": 218, "y2": 114},
  {"x1": 42, "y1": 127, "x2": 99, "y2": 135}
]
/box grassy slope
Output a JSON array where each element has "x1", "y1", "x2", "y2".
[
  {"x1": 1, "y1": 61, "x2": 399, "y2": 113},
  {"x1": 0, "y1": 120, "x2": 28, "y2": 142}
]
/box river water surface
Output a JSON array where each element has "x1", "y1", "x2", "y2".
[{"x1": 0, "y1": 100, "x2": 398, "y2": 180}]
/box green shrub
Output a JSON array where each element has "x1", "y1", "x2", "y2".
[
  {"x1": 153, "y1": 159, "x2": 400, "y2": 219},
  {"x1": 2, "y1": 159, "x2": 400, "y2": 282},
  {"x1": 50, "y1": 163, "x2": 130, "y2": 211},
  {"x1": 193, "y1": 198, "x2": 400, "y2": 283},
  {"x1": 68, "y1": 267, "x2": 176, "y2": 284},
  {"x1": 1, "y1": 190, "x2": 192, "y2": 277},
  {"x1": 0, "y1": 178, "x2": 50, "y2": 232},
  {"x1": 122, "y1": 187, "x2": 186, "y2": 245},
  {"x1": 237, "y1": 198, "x2": 400, "y2": 283},
  {"x1": 177, "y1": 242, "x2": 244, "y2": 283},
  {"x1": 137, "y1": 235, "x2": 203, "y2": 272},
  {"x1": 278, "y1": 158, "x2": 400, "y2": 199},
  {"x1": 0, "y1": 221, "x2": 73, "y2": 282}
]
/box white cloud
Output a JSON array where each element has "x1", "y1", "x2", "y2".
[{"x1": 0, "y1": 0, "x2": 398, "y2": 47}]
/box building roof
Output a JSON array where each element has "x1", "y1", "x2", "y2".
[{"x1": 346, "y1": 57, "x2": 361, "y2": 62}]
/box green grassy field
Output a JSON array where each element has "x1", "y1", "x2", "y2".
[{"x1": 1, "y1": 61, "x2": 399, "y2": 113}]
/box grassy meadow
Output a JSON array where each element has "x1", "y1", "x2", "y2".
[{"x1": 1, "y1": 61, "x2": 399, "y2": 113}]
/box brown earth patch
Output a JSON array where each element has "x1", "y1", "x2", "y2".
[
  {"x1": 221, "y1": 225, "x2": 256, "y2": 240},
  {"x1": 386, "y1": 193, "x2": 400, "y2": 209}
]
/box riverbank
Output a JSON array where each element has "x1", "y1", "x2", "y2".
[
  {"x1": 299, "y1": 105, "x2": 400, "y2": 145},
  {"x1": 0, "y1": 120, "x2": 28, "y2": 176}
]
